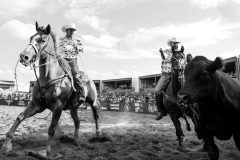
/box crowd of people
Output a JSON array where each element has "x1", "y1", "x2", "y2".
[
  {"x1": 0, "y1": 92, "x2": 31, "y2": 101},
  {"x1": 99, "y1": 91, "x2": 156, "y2": 104}
]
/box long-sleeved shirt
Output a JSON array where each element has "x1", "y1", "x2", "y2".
[
  {"x1": 161, "y1": 47, "x2": 186, "y2": 73},
  {"x1": 161, "y1": 49, "x2": 172, "y2": 73},
  {"x1": 58, "y1": 36, "x2": 84, "y2": 59}
]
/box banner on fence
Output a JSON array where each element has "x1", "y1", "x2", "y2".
[{"x1": 0, "y1": 98, "x2": 157, "y2": 114}]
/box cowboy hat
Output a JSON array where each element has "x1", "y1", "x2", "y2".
[
  {"x1": 61, "y1": 23, "x2": 77, "y2": 32},
  {"x1": 167, "y1": 37, "x2": 180, "y2": 47}
]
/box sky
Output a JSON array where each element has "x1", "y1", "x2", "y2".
[{"x1": 0, "y1": 0, "x2": 240, "y2": 91}]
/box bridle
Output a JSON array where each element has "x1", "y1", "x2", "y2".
[
  {"x1": 28, "y1": 34, "x2": 62, "y2": 69},
  {"x1": 171, "y1": 53, "x2": 185, "y2": 87},
  {"x1": 28, "y1": 34, "x2": 54, "y2": 62},
  {"x1": 26, "y1": 34, "x2": 67, "y2": 105}
]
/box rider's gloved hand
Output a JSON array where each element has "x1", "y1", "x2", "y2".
[{"x1": 159, "y1": 48, "x2": 163, "y2": 53}]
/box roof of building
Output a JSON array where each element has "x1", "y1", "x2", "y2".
[
  {"x1": 102, "y1": 77, "x2": 132, "y2": 83},
  {"x1": 139, "y1": 73, "x2": 161, "y2": 79},
  {"x1": 0, "y1": 80, "x2": 15, "y2": 85},
  {"x1": 223, "y1": 56, "x2": 237, "y2": 64}
]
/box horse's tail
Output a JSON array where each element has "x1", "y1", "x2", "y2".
[{"x1": 88, "y1": 79, "x2": 100, "y2": 109}]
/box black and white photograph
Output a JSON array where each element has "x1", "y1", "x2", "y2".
[{"x1": 0, "y1": 0, "x2": 240, "y2": 159}]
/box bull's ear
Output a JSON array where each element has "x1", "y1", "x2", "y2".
[
  {"x1": 45, "y1": 24, "x2": 51, "y2": 34},
  {"x1": 207, "y1": 57, "x2": 223, "y2": 73},
  {"x1": 35, "y1": 21, "x2": 39, "y2": 31}
]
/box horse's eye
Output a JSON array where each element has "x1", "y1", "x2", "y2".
[{"x1": 36, "y1": 38, "x2": 42, "y2": 43}]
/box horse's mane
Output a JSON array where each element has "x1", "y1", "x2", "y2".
[
  {"x1": 30, "y1": 24, "x2": 58, "y2": 53},
  {"x1": 49, "y1": 32, "x2": 58, "y2": 52},
  {"x1": 49, "y1": 32, "x2": 72, "y2": 74}
]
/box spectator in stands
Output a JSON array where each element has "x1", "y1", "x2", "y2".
[{"x1": 155, "y1": 37, "x2": 185, "y2": 120}]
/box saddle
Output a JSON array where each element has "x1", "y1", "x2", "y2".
[{"x1": 57, "y1": 57, "x2": 89, "y2": 91}]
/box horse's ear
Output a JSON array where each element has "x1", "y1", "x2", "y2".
[
  {"x1": 186, "y1": 54, "x2": 193, "y2": 63},
  {"x1": 35, "y1": 21, "x2": 39, "y2": 32},
  {"x1": 181, "y1": 45, "x2": 184, "y2": 53},
  {"x1": 45, "y1": 24, "x2": 51, "y2": 34},
  {"x1": 207, "y1": 57, "x2": 223, "y2": 73}
]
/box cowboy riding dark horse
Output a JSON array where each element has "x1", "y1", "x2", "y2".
[
  {"x1": 155, "y1": 38, "x2": 199, "y2": 146},
  {"x1": 155, "y1": 37, "x2": 185, "y2": 120}
]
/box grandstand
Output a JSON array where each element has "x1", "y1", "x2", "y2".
[
  {"x1": 139, "y1": 74, "x2": 161, "y2": 92},
  {"x1": 93, "y1": 80, "x2": 102, "y2": 95},
  {"x1": 102, "y1": 77, "x2": 139, "y2": 93},
  {"x1": 0, "y1": 80, "x2": 15, "y2": 90},
  {"x1": 223, "y1": 56, "x2": 238, "y2": 78}
]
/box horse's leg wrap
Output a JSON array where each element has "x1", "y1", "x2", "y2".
[
  {"x1": 90, "y1": 101, "x2": 100, "y2": 136},
  {"x1": 47, "y1": 103, "x2": 62, "y2": 154}
]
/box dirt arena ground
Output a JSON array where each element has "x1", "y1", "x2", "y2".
[{"x1": 0, "y1": 105, "x2": 239, "y2": 160}]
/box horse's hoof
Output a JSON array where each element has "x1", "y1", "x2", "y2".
[
  {"x1": 2, "y1": 139, "x2": 12, "y2": 153},
  {"x1": 38, "y1": 150, "x2": 47, "y2": 157},
  {"x1": 46, "y1": 146, "x2": 51, "y2": 156},
  {"x1": 28, "y1": 150, "x2": 47, "y2": 159},
  {"x1": 73, "y1": 139, "x2": 80, "y2": 146}
]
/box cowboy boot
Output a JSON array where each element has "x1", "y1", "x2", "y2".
[
  {"x1": 78, "y1": 85, "x2": 85, "y2": 102},
  {"x1": 159, "y1": 93, "x2": 167, "y2": 116},
  {"x1": 74, "y1": 76, "x2": 85, "y2": 102},
  {"x1": 155, "y1": 93, "x2": 164, "y2": 120}
]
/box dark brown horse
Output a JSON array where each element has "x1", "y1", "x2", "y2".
[
  {"x1": 162, "y1": 50, "x2": 199, "y2": 146},
  {"x1": 2, "y1": 22, "x2": 100, "y2": 154}
]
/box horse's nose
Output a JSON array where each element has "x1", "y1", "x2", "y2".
[
  {"x1": 19, "y1": 52, "x2": 29, "y2": 63},
  {"x1": 24, "y1": 55, "x2": 29, "y2": 61},
  {"x1": 19, "y1": 53, "x2": 24, "y2": 62}
]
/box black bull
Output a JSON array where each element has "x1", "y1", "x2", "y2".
[{"x1": 178, "y1": 56, "x2": 240, "y2": 160}]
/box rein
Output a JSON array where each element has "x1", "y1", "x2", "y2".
[
  {"x1": 27, "y1": 34, "x2": 67, "y2": 119},
  {"x1": 31, "y1": 55, "x2": 64, "y2": 69}
]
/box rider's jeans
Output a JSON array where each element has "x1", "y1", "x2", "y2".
[
  {"x1": 65, "y1": 58, "x2": 80, "y2": 78},
  {"x1": 154, "y1": 72, "x2": 171, "y2": 95}
]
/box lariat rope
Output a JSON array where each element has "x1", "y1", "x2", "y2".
[
  {"x1": 14, "y1": 59, "x2": 20, "y2": 92},
  {"x1": 78, "y1": 53, "x2": 86, "y2": 73},
  {"x1": 31, "y1": 55, "x2": 64, "y2": 69},
  {"x1": 14, "y1": 59, "x2": 52, "y2": 119}
]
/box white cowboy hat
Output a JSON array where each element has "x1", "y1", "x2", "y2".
[
  {"x1": 61, "y1": 23, "x2": 77, "y2": 32},
  {"x1": 167, "y1": 37, "x2": 180, "y2": 47}
]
